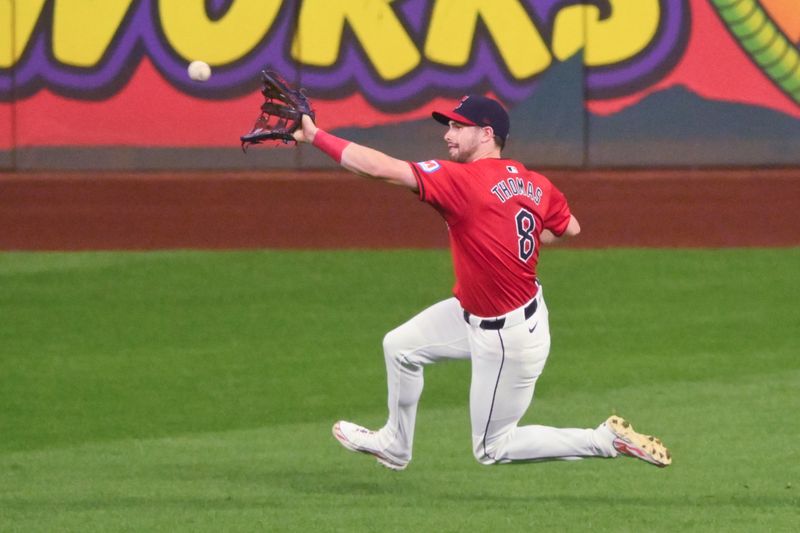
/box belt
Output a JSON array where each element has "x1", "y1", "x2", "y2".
[{"x1": 463, "y1": 297, "x2": 538, "y2": 330}]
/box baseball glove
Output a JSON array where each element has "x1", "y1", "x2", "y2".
[{"x1": 240, "y1": 70, "x2": 315, "y2": 151}]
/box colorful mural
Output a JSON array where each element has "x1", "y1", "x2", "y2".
[{"x1": 0, "y1": 0, "x2": 798, "y2": 167}]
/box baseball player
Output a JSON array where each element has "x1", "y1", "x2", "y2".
[{"x1": 291, "y1": 95, "x2": 672, "y2": 470}]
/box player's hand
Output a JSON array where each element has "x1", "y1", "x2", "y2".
[{"x1": 293, "y1": 114, "x2": 318, "y2": 144}]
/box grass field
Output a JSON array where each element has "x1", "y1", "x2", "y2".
[{"x1": 1, "y1": 248, "x2": 798, "y2": 532}]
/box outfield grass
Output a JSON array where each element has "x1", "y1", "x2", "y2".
[{"x1": 1, "y1": 249, "x2": 798, "y2": 532}]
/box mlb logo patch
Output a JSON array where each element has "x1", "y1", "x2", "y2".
[
  {"x1": 506, "y1": 165, "x2": 518, "y2": 174},
  {"x1": 418, "y1": 160, "x2": 441, "y2": 173}
]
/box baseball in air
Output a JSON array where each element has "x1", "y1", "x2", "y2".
[{"x1": 187, "y1": 60, "x2": 211, "y2": 82}]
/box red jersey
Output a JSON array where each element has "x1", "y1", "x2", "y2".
[{"x1": 410, "y1": 158, "x2": 572, "y2": 317}]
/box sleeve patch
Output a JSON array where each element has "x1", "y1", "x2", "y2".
[{"x1": 417, "y1": 160, "x2": 441, "y2": 173}]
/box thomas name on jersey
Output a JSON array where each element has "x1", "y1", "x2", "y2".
[{"x1": 491, "y1": 176, "x2": 543, "y2": 205}]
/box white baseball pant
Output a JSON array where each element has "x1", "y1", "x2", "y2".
[{"x1": 377, "y1": 286, "x2": 615, "y2": 464}]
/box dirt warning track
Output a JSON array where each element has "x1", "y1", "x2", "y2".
[{"x1": 1, "y1": 168, "x2": 798, "y2": 250}]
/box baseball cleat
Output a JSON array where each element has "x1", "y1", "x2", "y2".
[
  {"x1": 606, "y1": 415, "x2": 672, "y2": 468},
  {"x1": 332, "y1": 421, "x2": 408, "y2": 471}
]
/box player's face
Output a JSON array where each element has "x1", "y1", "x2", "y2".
[{"x1": 444, "y1": 121, "x2": 484, "y2": 163}]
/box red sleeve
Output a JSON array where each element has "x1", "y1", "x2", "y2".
[
  {"x1": 409, "y1": 162, "x2": 426, "y2": 201},
  {"x1": 543, "y1": 185, "x2": 572, "y2": 236},
  {"x1": 410, "y1": 160, "x2": 468, "y2": 220}
]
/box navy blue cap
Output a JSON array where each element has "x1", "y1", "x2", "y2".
[{"x1": 432, "y1": 95, "x2": 510, "y2": 141}]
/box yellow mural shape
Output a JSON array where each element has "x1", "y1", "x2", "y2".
[
  {"x1": 292, "y1": 0, "x2": 420, "y2": 80},
  {"x1": 551, "y1": 6, "x2": 588, "y2": 61},
  {"x1": 0, "y1": 0, "x2": 47, "y2": 68},
  {"x1": 53, "y1": 0, "x2": 134, "y2": 67},
  {"x1": 584, "y1": 0, "x2": 661, "y2": 66},
  {"x1": 553, "y1": 1, "x2": 661, "y2": 65},
  {"x1": 159, "y1": 0, "x2": 282, "y2": 65},
  {"x1": 425, "y1": 0, "x2": 551, "y2": 78}
]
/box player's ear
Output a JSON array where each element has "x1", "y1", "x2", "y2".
[{"x1": 481, "y1": 126, "x2": 495, "y2": 144}]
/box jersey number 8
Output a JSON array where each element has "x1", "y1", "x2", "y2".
[{"x1": 516, "y1": 208, "x2": 536, "y2": 262}]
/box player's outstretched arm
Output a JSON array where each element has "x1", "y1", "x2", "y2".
[{"x1": 294, "y1": 115, "x2": 417, "y2": 191}]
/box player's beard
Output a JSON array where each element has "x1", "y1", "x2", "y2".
[
  {"x1": 447, "y1": 140, "x2": 478, "y2": 163},
  {"x1": 451, "y1": 145, "x2": 482, "y2": 163},
  {"x1": 446, "y1": 129, "x2": 483, "y2": 163},
  {"x1": 447, "y1": 145, "x2": 464, "y2": 162}
]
